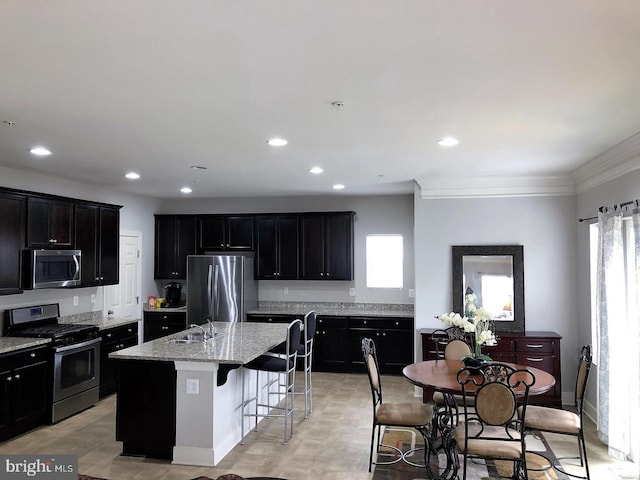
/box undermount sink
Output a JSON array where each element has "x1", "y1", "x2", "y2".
[{"x1": 167, "y1": 333, "x2": 207, "y2": 344}]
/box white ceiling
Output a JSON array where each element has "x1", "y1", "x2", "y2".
[{"x1": 1, "y1": 1, "x2": 639, "y2": 199}]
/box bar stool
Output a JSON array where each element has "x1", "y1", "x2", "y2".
[{"x1": 240, "y1": 319, "x2": 302, "y2": 445}]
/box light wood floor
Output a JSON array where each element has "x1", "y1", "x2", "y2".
[{"x1": 0, "y1": 372, "x2": 635, "y2": 480}]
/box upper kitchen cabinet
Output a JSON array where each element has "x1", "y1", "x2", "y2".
[
  {"x1": 0, "y1": 191, "x2": 26, "y2": 295},
  {"x1": 254, "y1": 215, "x2": 298, "y2": 280},
  {"x1": 300, "y1": 212, "x2": 354, "y2": 280},
  {"x1": 26, "y1": 196, "x2": 74, "y2": 248},
  {"x1": 154, "y1": 215, "x2": 197, "y2": 279},
  {"x1": 75, "y1": 204, "x2": 120, "y2": 286},
  {"x1": 197, "y1": 215, "x2": 253, "y2": 252}
]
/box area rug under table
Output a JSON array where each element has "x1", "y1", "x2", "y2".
[{"x1": 371, "y1": 427, "x2": 570, "y2": 480}]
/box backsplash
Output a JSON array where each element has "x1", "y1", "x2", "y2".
[{"x1": 257, "y1": 301, "x2": 414, "y2": 313}]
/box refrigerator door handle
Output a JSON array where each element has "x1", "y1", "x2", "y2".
[
  {"x1": 213, "y1": 264, "x2": 220, "y2": 320},
  {"x1": 207, "y1": 264, "x2": 214, "y2": 321}
]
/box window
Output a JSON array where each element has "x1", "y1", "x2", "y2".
[{"x1": 366, "y1": 234, "x2": 403, "y2": 288}]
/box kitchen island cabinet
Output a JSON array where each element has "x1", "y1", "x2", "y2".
[
  {"x1": 143, "y1": 310, "x2": 186, "y2": 342},
  {"x1": 111, "y1": 321, "x2": 288, "y2": 466}
]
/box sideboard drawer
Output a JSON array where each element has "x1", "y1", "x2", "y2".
[
  {"x1": 515, "y1": 353, "x2": 556, "y2": 375},
  {"x1": 515, "y1": 339, "x2": 556, "y2": 354}
]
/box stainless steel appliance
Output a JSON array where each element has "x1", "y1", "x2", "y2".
[
  {"x1": 164, "y1": 281, "x2": 182, "y2": 307},
  {"x1": 186, "y1": 254, "x2": 257, "y2": 325},
  {"x1": 22, "y1": 249, "x2": 82, "y2": 289},
  {"x1": 6, "y1": 303, "x2": 100, "y2": 423}
]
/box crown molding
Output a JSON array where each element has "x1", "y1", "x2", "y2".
[
  {"x1": 417, "y1": 175, "x2": 575, "y2": 199},
  {"x1": 572, "y1": 131, "x2": 640, "y2": 193}
]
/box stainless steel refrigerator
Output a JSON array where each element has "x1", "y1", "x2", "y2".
[{"x1": 186, "y1": 254, "x2": 257, "y2": 325}]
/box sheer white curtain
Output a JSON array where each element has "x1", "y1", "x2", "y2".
[{"x1": 596, "y1": 204, "x2": 640, "y2": 463}]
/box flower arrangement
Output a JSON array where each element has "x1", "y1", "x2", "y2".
[{"x1": 437, "y1": 306, "x2": 497, "y2": 361}]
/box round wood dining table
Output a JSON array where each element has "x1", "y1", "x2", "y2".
[{"x1": 403, "y1": 359, "x2": 556, "y2": 397}]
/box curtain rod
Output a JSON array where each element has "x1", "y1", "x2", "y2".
[{"x1": 578, "y1": 199, "x2": 639, "y2": 223}]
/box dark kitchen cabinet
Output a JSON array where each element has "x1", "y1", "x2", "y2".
[
  {"x1": 313, "y1": 316, "x2": 349, "y2": 373},
  {"x1": 0, "y1": 191, "x2": 25, "y2": 295},
  {"x1": 75, "y1": 204, "x2": 120, "y2": 286},
  {"x1": 420, "y1": 330, "x2": 562, "y2": 407},
  {"x1": 300, "y1": 212, "x2": 354, "y2": 280},
  {"x1": 100, "y1": 323, "x2": 138, "y2": 398},
  {"x1": 197, "y1": 215, "x2": 254, "y2": 252},
  {"x1": 348, "y1": 317, "x2": 414, "y2": 375},
  {"x1": 0, "y1": 345, "x2": 50, "y2": 442},
  {"x1": 143, "y1": 311, "x2": 186, "y2": 342},
  {"x1": 254, "y1": 215, "x2": 298, "y2": 280},
  {"x1": 26, "y1": 196, "x2": 74, "y2": 248},
  {"x1": 154, "y1": 215, "x2": 197, "y2": 279}
]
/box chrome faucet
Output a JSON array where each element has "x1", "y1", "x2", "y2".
[
  {"x1": 205, "y1": 316, "x2": 216, "y2": 339},
  {"x1": 188, "y1": 323, "x2": 210, "y2": 340}
]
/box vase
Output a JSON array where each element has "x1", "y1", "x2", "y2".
[{"x1": 463, "y1": 357, "x2": 490, "y2": 369}]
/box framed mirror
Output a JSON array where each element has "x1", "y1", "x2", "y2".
[{"x1": 452, "y1": 245, "x2": 524, "y2": 333}]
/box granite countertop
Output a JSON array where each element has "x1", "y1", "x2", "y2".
[
  {"x1": 110, "y1": 321, "x2": 288, "y2": 365},
  {"x1": 248, "y1": 302, "x2": 414, "y2": 319},
  {"x1": 0, "y1": 337, "x2": 51, "y2": 355},
  {"x1": 59, "y1": 316, "x2": 139, "y2": 330},
  {"x1": 143, "y1": 303, "x2": 186, "y2": 313}
]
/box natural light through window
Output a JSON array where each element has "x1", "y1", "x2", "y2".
[{"x1": 366, "y1": 234, "x2": 403, "y2": 288}]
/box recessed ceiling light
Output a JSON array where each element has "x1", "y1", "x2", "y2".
[
  {"x1": 180, "y1": 186, "x2": 193, "y2": 194},
  {"x1": 190, "y1": 165, "x2": 208, "y2": 170},
  {"x1": 437, "y1": 137, "x2": 459, "y2": 147},
  {"x1": 125, "y1": 172, "x2": 140, "y2": 180},
  {"x1": 267, "y1": 138, "x2": 288, "y2": 147},
  {"x1": 309, "y1": 166, "x2": 324, "y2": 174},
  {"x1": 29, "y1": 146, "x2": 52, "y2": 156},
  {"x1": 332, "y1": 184, "x2": 345, "y2": 190}
]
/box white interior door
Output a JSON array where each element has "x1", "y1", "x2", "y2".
[{"x1": 104, "y1": 232, "x2": 141, "y2": 319}]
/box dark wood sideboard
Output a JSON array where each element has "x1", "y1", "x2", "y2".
[{"x1": 420, "y1": 330, "x2": 562, "y2": 407}]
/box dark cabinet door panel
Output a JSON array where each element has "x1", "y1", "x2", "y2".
[
  {"x1": 300, "y1": 215, "x2": 324, "y2": 279},
  {"x1": 0, "y1": 192, "x2": 25, "y2": 294},
  {"x1": 99, "y1": 207, "x2": 120, "y2": 285},
  {"x1": 325, "y1": 213, "x2": 353, "y2": 280},
  {"x1": 277, "y1": 216, "x2": 299, "y2": 279},
  {"x1": 226, "y1": 216, "x2": 254, "y2": 250},
  {"x1": 255, "y1": 217, "x2": 278, "y2": 278},
  {"x1": 198, "y1": 215, "x2": 225, "y2": 251},
  {"x1": 27, "y1": 197, "x2": 73, "y2": 248},
  {"x1": 75, "y1": 204, "x2": 100, "y2": 286}
]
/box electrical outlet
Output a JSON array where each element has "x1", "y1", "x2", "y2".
[
  {"x1": 186, "y1": 378, "x2": 199, "y2": 395},
  {"x1": 409, "y1": 289, "x2": 415, "y2": 298},
  {"x1": 349, "y1": 288, "x2": 356, "y2": 296},
  {"x1": 73, "y1": 296, "x2": 79, "y2": 306},
  {"x1": 283, "y1": 287, "x2": 289, "y2": 295}
]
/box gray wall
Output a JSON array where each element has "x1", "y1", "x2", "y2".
[
  {"x1": 575, "y1": 168, "x2": 640, "y2": 415},
  {"x1": 414, "y1": 184, "x2": 578, "y2": 398},
  {"x1": 156, "y1": 194, "x2": 415, "y2": 304}
]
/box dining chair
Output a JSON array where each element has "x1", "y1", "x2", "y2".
[
  {"x1": 432, "y1": 338, "x2": 473, "y2": 429},
  {"x1": 431, "y1": 327, "x2": 472, "y2": 359},
  {"x1": 455, "y1": 362, "x2": 535, "y2": 480},
  {"x1": 519, "y1": 344, "x2": 593, "y2": 480},
  {"x1": 240, "y1": 319, "x2": 302, "y2": 445},
  {"x1": 361, "y1": 337, "x2": 435, "y2": 472}
]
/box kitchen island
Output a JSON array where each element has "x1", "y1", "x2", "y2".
[{"x1": 110, "y1": 321, "x2": 289, "y2": 467}]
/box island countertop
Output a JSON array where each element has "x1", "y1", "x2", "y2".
[{"x1": 109, "y1": 321, "x2": 288, "y2": 364}]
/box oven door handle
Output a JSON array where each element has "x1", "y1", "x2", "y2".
[{"x1": 54, "y1": 337, "x2": 101, "y2": 353}]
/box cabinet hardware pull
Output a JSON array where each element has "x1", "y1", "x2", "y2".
[
  {"x1": 162, "y1": 326, "x2": 168, "y2": 330},
  {"x1": 526, "y1": 357, "x2": 544, "y2": 362},
  {"x1": 107, "y1": 333, "x2": 112, "y2": 337},
  {"x1": 526, "y1": 344, "x2": 544, "y2": 348},
  {"x1": 14, "y1": 374, "x2": 20, "y2": 380},
  {"x1": 7, "y1": 376, "x2": 12, "y2": 381},
  {"x1": 30, "y1": 353, "x2": 36, "y2": 358}
]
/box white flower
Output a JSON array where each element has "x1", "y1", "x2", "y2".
[
  {"x1": 476, "y1": 329, "x2": 496, "y2": 346},
  {"x1": 473, "y1": 307, "x2": 491, "y2": 322}
]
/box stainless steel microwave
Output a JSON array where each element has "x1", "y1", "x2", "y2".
[{"x1": 22, "y1": 249, "x2": 82, "y2": 289}]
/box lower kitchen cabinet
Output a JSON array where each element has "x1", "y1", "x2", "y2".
[
  {"x1": 421, "y1": 330, "x2": 562, "y2": 407},
  {"x1": 313, "y1": 316, "x2": 349, "y2": 373},
  {"x1": 0, "y1": 345, "x2": 51, "y2": 442},
  {"x1": 100, "y1": 323, "x2": 139, "y2": 398},
  {"x1": 348, "y1": 317, "x2": 414, "y2": 375},
  {"x1": 143, "y1": 311, "x2": 186, "y2": 342}
]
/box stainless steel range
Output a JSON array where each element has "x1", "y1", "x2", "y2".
[{"x1": 6, "y1": 303, "x2": 101, "y2": 423}]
